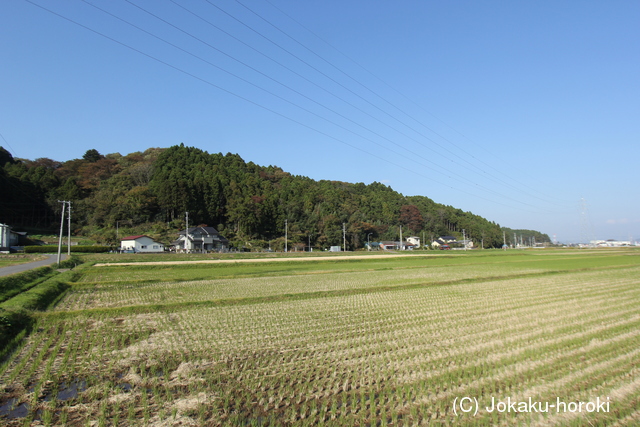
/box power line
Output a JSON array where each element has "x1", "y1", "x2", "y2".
[
  {"x1": 74, "y1": 1, "x2": 551, "y2": 211},
  {"x1": 22, "y1": 0, "x2": 567, "y2": 215},
  {"x1": 256, "y1": 0, "x2": 573, "y2": 208},
  {"x1": 0, "y1": 133, "x2": 18, "y2": 158},
  {"x1": 85, "y1": 0, "x2": 548, "y2": 210}
]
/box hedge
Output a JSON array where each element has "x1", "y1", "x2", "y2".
[
  {"x1": 24, "y1": 245, "x2": 112, "y2": 254},
  {"x1": 58, "y1": 255, "x2": 83, "y2": 269}
]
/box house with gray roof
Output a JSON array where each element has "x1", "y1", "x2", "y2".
[{"x1": 173, "y1": 226, "x2": 229, "y2": 253}]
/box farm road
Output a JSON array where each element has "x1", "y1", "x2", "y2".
[
  {"x1": 0, "y1": 254, "x2": 66, "y2": 277},
  {"x1": 94, "y1": 253, "x2": 431, "y2": 267}
]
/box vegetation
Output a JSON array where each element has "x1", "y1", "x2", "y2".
[
  {"x1": 0, "y1": 248, "x2": 638, "y2": 425},
  {"x1": 0, "y1": 266, "x2": 55, "y2": 304},
  {"x1": 23, "y1": 245, "x2": 111, "y2": 254},
  {"x1": 502, "y1": 227, "x2": 552, "y2": 244},
  {"x1": 1, "y1": 145, "x2": 547, "y2": 249},
  {"x1": 0, "y1": 257, "x2": 84, "y2": 360}
]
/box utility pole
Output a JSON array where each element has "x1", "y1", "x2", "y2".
[
  {"x1": 285, "y1": 219, "x2": 288, "y2": 252},
  {"x1": 342, "y1": 223, "x2": 346, "y2": 251},
  {"x1": 462, "y1": 229, "x2": 466, "y2": 251},
  {"x1": 503, "y1": 230, "x2": 506, "y2": 250},
  {"x1": 399, "y1": 225, "x2": 403, "y2": 250},
  {"x1": 67, "y1": 201, "x2": 71, "y2": 256},
  {"x1": 57, "y1": 200, "x2": 67, "y2": 265},
  {"x1": 185, "y1": 212, "x2": 189, "y2": 253},
  {"x1": 514, "y1": 233, "x2": 517, "y2": 248}
]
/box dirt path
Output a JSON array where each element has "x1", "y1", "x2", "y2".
[{"x1": 93, "y1": 253, "x2": 432, "y2": 267}]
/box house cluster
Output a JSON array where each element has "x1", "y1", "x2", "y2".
[
  {"x1": 120, "y1": 226, "x2": 229, "y2": 253},
  {"x1": 367, "y1": 235, "x2": 474, "y2": 251},
  {"x1": 590, "y1": 239, "x2": 638, "y2": 247},
  {"x1": 374, "y1": 236, "x2": 422, "y2": 251}
]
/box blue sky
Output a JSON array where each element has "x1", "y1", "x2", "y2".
[{"x1": 2, "y1": 0, "x2": 639, "y2": 243}]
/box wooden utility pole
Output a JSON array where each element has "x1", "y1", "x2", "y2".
[
  {"x1": 67, "y1": 201, "x2": 71, "y2": 256},
  {"x1": 57, "y1": 200, "x2": 67, "y2": 265}
]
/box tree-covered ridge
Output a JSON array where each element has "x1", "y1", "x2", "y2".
[{"x1": 0, "y1": 144, "x2": 548, "y2": 249}]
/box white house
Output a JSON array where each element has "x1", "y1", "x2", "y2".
[
  {"x1": 173, "y1": 226, "x2": 229, "y2": 253},
  {"x1": 406, "y1": 236, "x2": 421, "y2": 248},
  {"x1": 120, "y1": 235, "x2": 165, "y2": 253}
]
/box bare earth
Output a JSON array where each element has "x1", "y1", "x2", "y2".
[{"x1": 93, "y1": 253, "x2": 430, "y2": 267}]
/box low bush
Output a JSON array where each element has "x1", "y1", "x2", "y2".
[{"x1": 58, "y1": 255, "x2": 83, "y2": 269}]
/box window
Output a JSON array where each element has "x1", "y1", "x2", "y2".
[{"x1": 141, "y1": 245, "x2": 147, "y2": 249}]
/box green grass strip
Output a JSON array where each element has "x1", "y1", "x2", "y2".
[{"x1": 0, "y1": 266, "x2": 55, "y2": 303}]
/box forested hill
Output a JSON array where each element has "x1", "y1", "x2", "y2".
[{"x1": 0, "y1": 144, "x2": 548, "y2": 249}]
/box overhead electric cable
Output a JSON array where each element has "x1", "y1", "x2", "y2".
[
  {"x1": 0, "y1": 132, "x2": 18, "y2": 158},
  {"x1": 188, "y1": 0, "x2": 554, "y2": 209},
  {"x1": 254, "y1": 0, "x2": 572, "y2": 208},
  {"x1": 23, "y1": 0, "x2": 525, "y2": 210},
  {"x1": 22, "y1": 0, "x2": 559, "y2": 215},
  {"x1": 83, "y1": 0, "x2": 545, "y2": 209}
]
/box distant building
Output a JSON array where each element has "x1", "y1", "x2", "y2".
[
  {"x1": 379, "y1": 241, "x2": 417, "y2": 250},
  {"x1": 0, "y1": 223, "x2": 21, "y2": 251},
  {"x1": 431, "y1": 236, "x2": 473, "y2": 249},
  {"x1": 120, "y1": 235, "x2": 165, "y2": 253},
  {"x1": 380, "y1": 241, "x2": 396, "y2": 250},
  {"x1": 406, "y1": 236, "x2": 421, "y2": 248},
  {"x1": 173, "y1": 226, "x2": 229, "y2": 252},
  {"x1": 591, "y1": 239, "x2": 632, "y2": 247}
]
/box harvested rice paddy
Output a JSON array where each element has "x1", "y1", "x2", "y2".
[{"x1": 1, "y1": 248, "x2": 639, "y2": 426}]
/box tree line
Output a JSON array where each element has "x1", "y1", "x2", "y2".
[{"x1": 0, "y1": 144, "x2": 549, "y2": 249}]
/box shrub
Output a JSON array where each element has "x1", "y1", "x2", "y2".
[{"x1": 58, "y1": 255, "x2": 83, "y2": 269}]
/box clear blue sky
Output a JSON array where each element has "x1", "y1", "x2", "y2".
[{"x1": 2, "y1": 0, "x2": 639, "y2": 243}]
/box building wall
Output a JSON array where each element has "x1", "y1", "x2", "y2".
[
  {"x1": 121, "y1": 236, "x2": 164, "y2": 253},
  {"x1": 0, "y1": 224, "x2": 19, "y2": 247}
]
